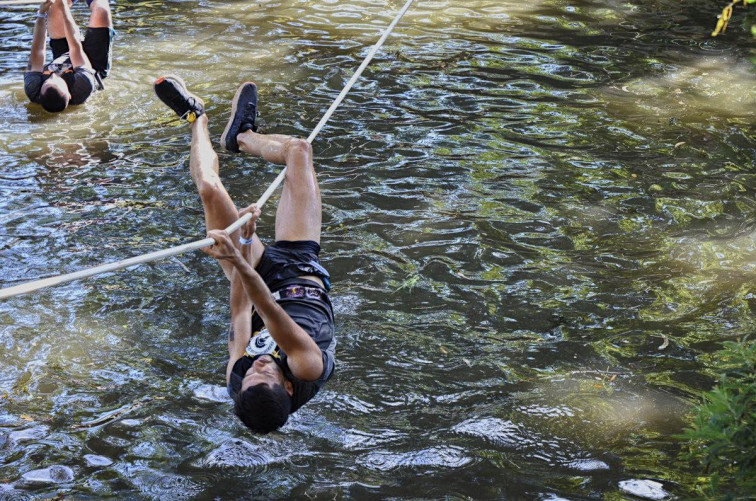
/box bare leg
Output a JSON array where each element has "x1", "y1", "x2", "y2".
[
  {"x1": 191, "y1": 115, "x2": 264, "y2": 279},
  {"x1": 237, "y1": 132, "x2": 289, "y2": 164},
  {"x1": 46, "y1": 0, "x2": 75, "y2": 39},
  {"x1": 237, "y1": 131, "x2": 321, "y2": 244},
  {"x1": 88, "y1": 0, "x2": 112, "y2": 29},
  {"x1": 275, "y1": 139, "x2": 322, "y2": 244}
]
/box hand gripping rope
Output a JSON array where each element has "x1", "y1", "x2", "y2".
[{"x1": 0, "y1": 0, "x2": 417, "y2": 300}]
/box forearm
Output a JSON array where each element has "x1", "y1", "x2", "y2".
[
  {"x1": 225, "y1": 268, "x2": 254, "y2": 384},
  {"x1": 57, "y1": 3, "x2": 89, "y2": 68},
  {"x1": 29, "y1": 17, "x2": 47, "y2": 71},
  {"x1": 228, "y1": 268, "x2": 252, "y2": 360},
  {"x1": 233, "y1": 257, "x2": 279, "y2": 319}
]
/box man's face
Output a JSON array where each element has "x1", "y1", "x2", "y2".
[{"x1": 241, "y1": 355, "x2": 287, "y2": 392}]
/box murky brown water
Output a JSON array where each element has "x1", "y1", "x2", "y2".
[{"x1": 1, "y1": 0, "x2": 755, "y2": 498}]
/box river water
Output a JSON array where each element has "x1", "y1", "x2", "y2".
[{"x1": 1, "y1": 0, "x2": 755, "y2": 498}]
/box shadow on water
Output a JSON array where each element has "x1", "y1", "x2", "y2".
[{"x1": 0, "y1": 0, "x2": 755, "y2": 498}]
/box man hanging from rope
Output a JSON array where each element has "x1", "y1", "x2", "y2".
[
  {"x1": 25, "y1": 0, "x2": 113, "y2": 113},
  {"x1": 154, "y1": 76, "x2": 336, "y2": 434}
]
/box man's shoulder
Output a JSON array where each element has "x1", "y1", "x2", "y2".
[
  {"x1": 67, "y1": 67, "x2": 98, "y2": 105},
  {"x1": 24, "y1": 71, "x2": 44, "y2": 82},
  {"x1": 23, "y1": 72, "x2": 45, "y2": 103}
]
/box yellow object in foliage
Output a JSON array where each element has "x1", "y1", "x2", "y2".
[
  {"x1": 712, "y1": 4, "x2": 734, "y2": 36},
  {"x1": 712, "y1": 0, "x2": 753, "y2": 36}
]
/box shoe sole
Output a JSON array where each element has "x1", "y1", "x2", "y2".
[
  {"x1": 220, "y1": 81, "x2": 256, "y2": 152},
  {"x1": 154, "y1": 74, "x2": 205, "y2": 116}
]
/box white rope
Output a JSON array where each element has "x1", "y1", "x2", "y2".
[
  {"x1": 0, "y1": 0, "x2": 417, "y2": 300},
  {"x1": 0, "y1": 0, "x2": 43, "y2": 5},
  {"x1": 254, "y1": 0, "x2": 416, "y2": 209}
]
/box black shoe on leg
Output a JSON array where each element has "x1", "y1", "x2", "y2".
[
  {"x1": 154, "y1": 75, "x2": 205, "y2": 123},
  {"x1": 221, "y1": 82, "x2": 258, "y2": 153}
]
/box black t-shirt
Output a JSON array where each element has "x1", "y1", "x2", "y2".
[
  {"x1": 228, "y1": 280, "x2": 336, "y2": 413},
  {"x1": 24, "y1": 53, "x2": 98, "y2": 106}
]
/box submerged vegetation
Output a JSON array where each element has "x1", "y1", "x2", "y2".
[
  {"x1": 679, "y1": 3, "x2": 756, "y2": 496},
  {"x1": 680, "y1": 339, "x2": 756, "y2": 498}
]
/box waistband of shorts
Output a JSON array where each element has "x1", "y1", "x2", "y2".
[{"x1": 271, "y1": 240, "x2": 321, "y2": 253}]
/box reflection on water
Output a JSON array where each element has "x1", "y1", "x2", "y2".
[{"x1": 1, "y1": 0, "x2": 755, "y2": 498}]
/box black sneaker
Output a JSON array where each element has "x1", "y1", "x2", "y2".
[
  {"x1": 221, "y1": 82, "x2": 258, "y2": 153},
  {"x1": 154, "y1": 75, "x2": 205, "y2": 123}
]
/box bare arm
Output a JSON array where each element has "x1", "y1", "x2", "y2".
[
  {"x1": 52, "y1": 0, "x2": 91, "y2": 69},
  {"x1": 205, "y1": 229, "x2": 324, "y2": 382},
  {"x1": 28, "y1": 1, "x2": 54, "y2": 72},
  {"x1": 223, "y1": 206, "x2": 259, "y2": 383},
  {"x1": 225, "y1": 268, "x2": 253, "y2": 383}
]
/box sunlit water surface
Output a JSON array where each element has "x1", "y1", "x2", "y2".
[{"x1": 1, "y1": 0, "x2": 755, "y2": 498}]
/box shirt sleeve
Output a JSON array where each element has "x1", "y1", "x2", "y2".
[
  {"x1": 68, "y1": 67, "x2": 97, "y2": 105},
  {"x1": 23, "y1": 72, "x2": 44, "y2": 103}
]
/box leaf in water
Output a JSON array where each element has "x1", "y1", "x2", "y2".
[
  {"x1": 658, "y1": 335, "x2": 669, "y2": 350},
  {"x1": 394, "y1": 274, "x2": 420, "y2": 292},
  {"x1": 20, "y1": 414, "x2": 34, "y2": 422},
  {"x1": 73, "y1": 398, "x2": 150, "y2": 429}
]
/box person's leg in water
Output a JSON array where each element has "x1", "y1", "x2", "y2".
[
  {"x1": 154, "y1": 76, "x2": 265, "y2": 358},
  {"x1": 86, "y1": 0, "x2": 112, "y2": 29},
  {"x1": 46, "y1": 0, "x2": 77, "y2": 42},
  {"x1": 237, "y1": 131, "x2": 322, "y2": 248},
  {"x1": 153, "y1": 75, "x2": 260, "y2": 277},
  {"x1": 46, "y1": 0, "x2": 111, "y2": 70},
  {"x1": 82, "y1": 0, "x2": 113, "y2": 80},
  {"x1": 237, "y1": 132, "x2": 324, "y2": 288},
  {"x1": 221, "y1": 81, "x2": 323, "y2": 286}
]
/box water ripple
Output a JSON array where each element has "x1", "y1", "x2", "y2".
[
  {"x1": 0, "y1": 0, "x2": 752, "y2": 498},
  {"x1": 358, "y1": 445, "x2": 472, "y2": 472},
  {"x1": 199, "y1": 439, "x2": 281, "y2": 469}
]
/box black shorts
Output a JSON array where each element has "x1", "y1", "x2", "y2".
[
  {"x1": 50, "y1": 27, "x2": 113, "y2": 79},
  {"x1": 256, "y1": 241, "x2": 331, "y2": 292}
]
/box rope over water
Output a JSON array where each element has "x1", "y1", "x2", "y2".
[
  {"x1": 0, "y1": 1, "x2": 46, "y2": 6},
  {"x1": 0, "y1": 0, "x2": 417, "y2": 300}
]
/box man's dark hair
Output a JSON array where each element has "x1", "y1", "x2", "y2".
[
  {"x1": 233, "y1": 383, "x2": 291, "y2": 434},
  {"x1": 39, "y1": 85, "x2": 69, "y2": 113}
]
